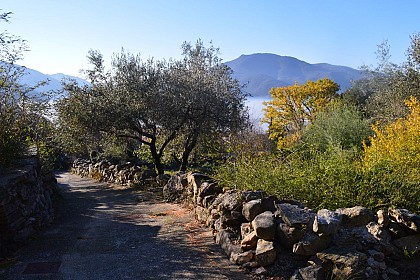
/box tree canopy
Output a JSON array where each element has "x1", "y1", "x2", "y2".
[
  {"x1": 57, "y1": 41, "x2": 249, "y2": 174},
  {"x1": 262, "y1": 78, "x2": 339, "y2": 149}
]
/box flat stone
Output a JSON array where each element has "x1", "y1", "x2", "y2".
[
  {"x1": 317, "y1": 247, "x2": 367, "y2": 278},
  {"x1": 388, "y1": 209, "x2": 420, "y2": 232},
  {"x1": 276, "y1": 203, "x2": 315, "y2": 227},
  {"x1": 336, "y1": 206, "x2": 373, "y2": 227},
  {"x1": 313, "y1": 209, "x2": 342, "y2": 236},
  {"x1": 251, "y1": 211, "x2": 276, "y2": 241},
  {"x1": 255, "y1": 239, "x2": 276, "y2": 266},
  {"x1": 242, "y1": 190, "x2": 267, "y2": 202},
  {"x1": 297, "y1": 265, "x2": 325, "y2": 280},
  {"x1": 230, "y1": 251, "x2": 254, "y2": 265},
  {"x1": 241, "y1": 231, "x2": 259, "y2": 250},
  {"x1": 293, "y1": 232, "x2": 331, "y2": 256}
]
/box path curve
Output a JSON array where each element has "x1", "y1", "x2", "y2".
[{"x1": 5, "y1": 172, "x2": 248, "y2": 279}]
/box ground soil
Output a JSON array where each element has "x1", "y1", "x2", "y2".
[{"x1": 1, "y1": 172, "x2": 249, "y2": 280}]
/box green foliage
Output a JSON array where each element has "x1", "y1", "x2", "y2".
[{"x1": 302, "y1": 100, "x2": 372, "y2": 152}]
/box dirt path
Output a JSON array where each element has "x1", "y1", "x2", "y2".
[{"x1": 4, "y1": 172, "x2": 248, "y2": 279}]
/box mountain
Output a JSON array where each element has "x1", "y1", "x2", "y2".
[
  {"x1": 225, "y1": 53, "x2": 362, "y2": 98},
  {"x1": 16, "y1": 66, "x2": 89, "y2": 98}
]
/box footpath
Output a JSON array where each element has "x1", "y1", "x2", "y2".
[{"x1": 3, "y1": 172, "x2": 247, "y2": 279}]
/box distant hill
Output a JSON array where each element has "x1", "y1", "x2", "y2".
[
  {"x1": 225, "y1": 53, "x2": 362, "y2": 98},
  {"x1": 17, "y1": 67, "x2": 89, "y2": 99}
]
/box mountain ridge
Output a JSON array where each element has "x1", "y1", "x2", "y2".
[{"x1": 225, "y1": 53, "x2": 362, "y2": 98}]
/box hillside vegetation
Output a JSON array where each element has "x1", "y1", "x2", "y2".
[{"x1": 1, "y1": 11, "x2": 418, "y2": 213}]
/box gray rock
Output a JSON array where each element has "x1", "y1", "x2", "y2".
[
  {"x1": 392, "y1": 234, "x2": 420, "y2": 253},
  {"x1": 316, "y1": 247, "x2": 367, "y2": 279},
  {"x1": 162, "y1": 172, "x2": 187, "y2": 202},
  {"x1": 255, "y1": 239, "x2": 276, "y2": 266},
  {"x1": 195, "y1": 206, "x2": 209, "y2": 223},
  {"x1": 388, "y1": 208, "x2": 420, "y2": 232},
  {"x1": 368, "y1": 249, "x2": 385, "y2": 262},
  {"x1": 313, "y1": 209, "x2": 343, "y2": 236},
  {"x1": 217, "y1": 190, "x2": 243, "y2": 211},
  {"x1": 241, "y1": 231, "x2": 259, "y2": 250},
  {"x1": 198, "y1": 182, "x2": 222, "y2": 199},
  {"x1": 366, "y1": 222, "x2": 391, "y2": 243},
  {"x1": 252, "y1": 211, "x2": 276, "y2": 241},
  {"x1": 240, "y1": 223, "x2": 252, "y2": 239},
  {"x1": 230, "y1": 251, "x2": 254, "y2": 265},
  {"x1": 276, "y1": 203, "x2": 315, "y2": 228},
  {"x1": 220, "y1": 210, "x2": 245, "y2": 230},
  {"x1": 336, "y1": 206, "x2": 373, "y2": 227},
  {"x1": 277, "y1": 222, "x2": 305, "y2": 249},
  {"x1": 215, "y1": 229, "x2": 241, "y2": 258},
  {"x1": 297, "y1": 265, "x2": 325, "y2": 280},
  {"x1": 388, "y1": 221, "x2": 410, "y2": 238},
  {"x1": 242, "y1": 199, "x2": 264, "y2": 222},
  {"x1": 253, "y1": 266, "x2": 268, "y2": 275},
  {"x1": 293, "y1": 232, "x2": 331, "y2": 256},
  {"x1": 242, "y1": 190, "x2": 267, "y2": 202}
]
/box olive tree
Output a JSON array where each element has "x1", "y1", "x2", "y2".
[{"x1": 57, "y1": 41, "x2": 249, "y2": 174}]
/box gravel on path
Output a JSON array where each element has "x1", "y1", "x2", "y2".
[{"x1": 3, "y1": 172, "x2": 248, "y2": 280}]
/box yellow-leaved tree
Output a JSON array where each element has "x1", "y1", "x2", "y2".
[
  {"x1": 362, "y1": 96, "x2": 420, "y2": 181},
  {"x1": 262, "y1": 78, "x2": 340, "y2": 149}
]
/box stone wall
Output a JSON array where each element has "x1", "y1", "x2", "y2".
[
  {"x1": 71, "y1": 159, "x2": 420, "y2": 279},
  {"x1": 72, "y1": 158, "x2": 162, "y2": 186},
  {"x1": 0, "y1": 155, "x2": 57, "y2": 259},
  {"x1": 163, "y1": 172, "x2": 420, "y2": 280}
]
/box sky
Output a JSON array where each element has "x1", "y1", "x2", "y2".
[{"x1": 2, "y1": 0, "x2": 420, "y2": 78}]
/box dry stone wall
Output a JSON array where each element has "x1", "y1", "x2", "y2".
[
  {"x1": 0, "y1": 156, "x2": 57, "y2": 259},
  {"x1": 71, "y1": 159, "x2": 420, "y2": 279},
  {"x1": 163, "y1": 172, "x2": 420, "y2": 280}
]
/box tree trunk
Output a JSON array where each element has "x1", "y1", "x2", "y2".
[
  {"x1": 179, "y1": 130, "x2": 200, "y2": 172},
  {"x1": 149, "y1": 140, "x2": 165, "y2": 175}
]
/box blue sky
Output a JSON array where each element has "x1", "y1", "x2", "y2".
[{"x1": 2, "y1": 0, "x2": 419, "y2": 77}]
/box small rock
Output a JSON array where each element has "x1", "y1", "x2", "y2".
[
  {"x1": 242, "y1": 190, "x2": 267, "y2": 202},
  {"x1": 298, "y1": 265, "x2": 325, "y2": 280},
  {"x1": 230, "y1": 251, "x2": 254, "y2": 265},
  {"x1": 241, "y1": 231, "x2": 259, "y2": 250},
  {"x1": 254, "y1": 266, "x2": 268, "y2": 275},
  {"x1": 242, "y1": 261, "x2": 259, "y2": 268},
  {"x1": 367, "y1": 257, "x2": 387, "y2": 270},
  {"x1": 316, "y1": 246, "x2": 367, "y2": 273},
  {"x1": 255, "y1": 239, "x2": 276, "y2": 266},
  {"x1": 366, "y1": 222, "x2": 391, "y2": 243},
  {"x1": 240, "y1": 223, "x2": 252, "y2": 239},
  {"x1": 377, "y1": 209, "x2": 389, "y2": 226},
  {"x1": 388, "y1": 209, "x2": 420, "y2": 232},
  {"x1": 313, "y1": 209, "x2": 342, "y2": 236},
  {"x1": 388, "y1": 221, "x2": 410, "y2": 238},
  {"x1": 336, "y1": 206, "x2": 373, "y2": 227}
]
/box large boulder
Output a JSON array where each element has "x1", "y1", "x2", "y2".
[
  {"x1": 252, "y1": 211, "x2": 276, "y2": 241},
  {"x1": 217, "y1": 190, "x2": 243, "y2": 212},
  {"x1": 162, "y1": 172, "x2": 187, "y2": 202}
]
